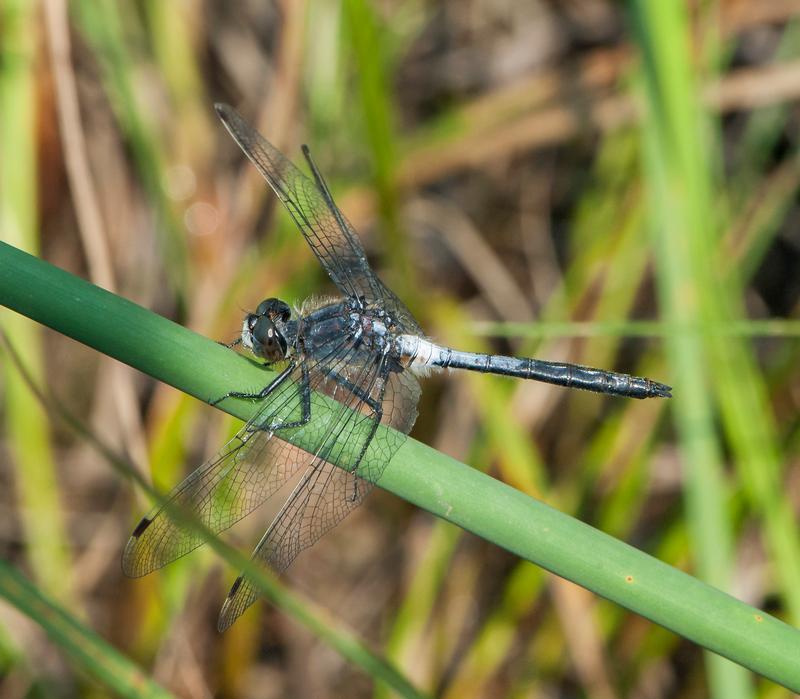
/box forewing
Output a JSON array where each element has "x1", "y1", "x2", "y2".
[
  {"x1": 217, "y1": 104, "x2": 376, "y2": 299},
  {"x1": 215, "y1": 104, "x2": 423, "y2": 335}
]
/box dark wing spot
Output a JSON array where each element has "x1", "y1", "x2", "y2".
[
  {"x1": 131, "y1": 516, "x2": 152, "y2": 538},
  {"x1": 227, "y1": 575, "x2": 243, "y2": 598}
]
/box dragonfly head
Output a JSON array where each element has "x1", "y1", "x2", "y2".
[{"x1": 242, "y1": 298, "x2": 292, "y2": 362}]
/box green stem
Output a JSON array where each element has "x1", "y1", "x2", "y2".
[{"x1": 1, "y1": 240, "x2": 799, "y2": 691}]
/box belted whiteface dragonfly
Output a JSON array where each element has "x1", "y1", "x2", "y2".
[{"x1": 122, "y1": 103, "x2": 671, "y2": 631}]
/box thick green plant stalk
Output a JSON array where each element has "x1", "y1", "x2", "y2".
[
  {"x1": 1, "y1": 241, "x2": 800, "y2": 691},
  {"x1": 0, "y1": 559, "x2": 172, "y2": 698}
]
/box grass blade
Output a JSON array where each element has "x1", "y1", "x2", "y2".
[
  {"x1": 0, "y1": 559, "x2": 173, "y2": 698},
  {"x1": 631, "y1": 2, "x2": 761, "y2": 696},
  {"x1": 0, "y1": 0, "x2": 75, "y2": 607}
]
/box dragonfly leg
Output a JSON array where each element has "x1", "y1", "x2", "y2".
[
  {"x1": 259, "y1": 362, "x2": 311, "y2": 431},
  {"x1": 209, "y1": 362, "x2": 297, "y2": 406},
  {"x1": 323, "y1": 367, "x2": 383, "y2": 414},
  {"x1": 325, "y1": 365, "x2": 391, "y2": 497}
]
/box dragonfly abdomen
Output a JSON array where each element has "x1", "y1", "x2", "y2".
[{"x1": 395, "y1": 334, "x2": 670, "y2": 399}]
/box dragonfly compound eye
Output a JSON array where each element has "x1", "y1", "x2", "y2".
[
  {"x1": 256, "y1": 298, "x2": 291, "y2": 322},
  {"x1": 251, "y1": 316, "x2": 288, "y2": 361}
]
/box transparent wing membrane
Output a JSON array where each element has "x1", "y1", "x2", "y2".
[
  {"x1": 215, "y1": 104, "x2": 423, "y2": 335},
  {"x1": 218, "y1": 353, "x2": 389, "y2": 630},
  {"x1": 123, "y1": 300, "x2": 419, "y2": 628}
]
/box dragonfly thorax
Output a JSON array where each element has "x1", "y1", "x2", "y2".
[{"x1": 347, "y1": 298, "x2": 398, "y2": 354}]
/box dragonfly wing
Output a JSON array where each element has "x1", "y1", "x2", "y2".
[
  {"x1": 218, "y1": 460, "x2": 373, "y2": 631},
  {"x1": 122, "y1": 316, "x2": 373, "y2": 577},
  {"x1": 216, "y1": 104, "x2": 377, "y2": 300},
  {"x1": 383, "y1": 368, "x2": 421, "y2": 434},
  {"x1": 215, "y1": 103, "x2": 422, "y2": 335},
  {"x1": 122, "y1": 363, "x2": 312, "y2": 577},
  {"x1": 217, "y1": 350, "x2": 397, "y2": 629}
]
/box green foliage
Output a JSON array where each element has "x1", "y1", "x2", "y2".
[{"x1": 0, "y1": 561, "x2": 173, "y2": 699}]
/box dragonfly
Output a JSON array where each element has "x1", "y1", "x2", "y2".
[{"x1": 122, "y1": 103, "x2": 671, "y2": 631}]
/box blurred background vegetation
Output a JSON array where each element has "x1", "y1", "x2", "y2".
[{"x1": 1, "y1": 0, "x2": 799, "y2": 697}]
